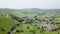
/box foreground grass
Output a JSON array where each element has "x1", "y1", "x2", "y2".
[{"x1": 0, "y1": 16, "x2": 19, "y2": 34}]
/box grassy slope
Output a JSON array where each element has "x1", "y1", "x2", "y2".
[
  {"x1": 16, "y1": 24, "x2": 42, "y2": 34},
  {"x1": 0, "y1": 16, "x2": 19, "y2": 34}
]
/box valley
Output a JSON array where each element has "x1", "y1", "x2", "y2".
[{"x1": 0, "y1": 8, "x2": 60, "y2": 34}]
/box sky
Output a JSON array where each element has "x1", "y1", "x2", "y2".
[{"x1": 0, "y1": 0, "x2": 60, "y2": 9}]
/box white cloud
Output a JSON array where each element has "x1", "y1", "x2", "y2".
[{"x1": 0, "y1": 0, "x2": 60, "y2": 9}]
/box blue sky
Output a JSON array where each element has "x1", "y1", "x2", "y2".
[{"x1": 0, "y1": 0, "x2": 60, "y2": 9}]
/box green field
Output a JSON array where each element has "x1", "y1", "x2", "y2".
[{"x1": 0, "y1": 15, "x2": 19, "y2": 34}]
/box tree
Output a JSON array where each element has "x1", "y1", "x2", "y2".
[
  {"x1": 1, "y1": 27, "x2": 5, "y2": 31},
  {"x1": 30, "y1": 30, "x2": 35, "y2": 34}
]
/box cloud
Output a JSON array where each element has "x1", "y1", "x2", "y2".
[{"x1": 0, "y1": 0, "x2": 60, "y2": 9}]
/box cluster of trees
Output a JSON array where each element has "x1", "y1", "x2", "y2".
[{"x1": 10, "y1": 15, "x2": 21, "y2": 22}]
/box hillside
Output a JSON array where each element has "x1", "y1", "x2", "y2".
[
  {"x1": 0, "y1": 8, "x2": 60, "y2": 15},
  {"x1": 0, "y1": 15, "x2": 19, "y2": 34},
  {"x1": 0, "y1": 8, "x2": 60, "y2": 34}
]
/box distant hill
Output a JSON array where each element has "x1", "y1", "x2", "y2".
[{"x1": 0, "y1": 8, "x2": 60, "y2": 16}]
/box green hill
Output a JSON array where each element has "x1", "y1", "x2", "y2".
[{"x1": 0, "y1": 15, "x2": 19, "y2": 34}]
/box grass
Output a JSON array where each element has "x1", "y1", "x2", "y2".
[
  {"x1": 0, "y1": 15, "x2": 19, "y2": 34},
  {"x1": 44, "y1": 30, "x2": 60, "y2": 34},
  {"x1": 16, "y1": 24, "x2": 42, "y2": 34}
]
